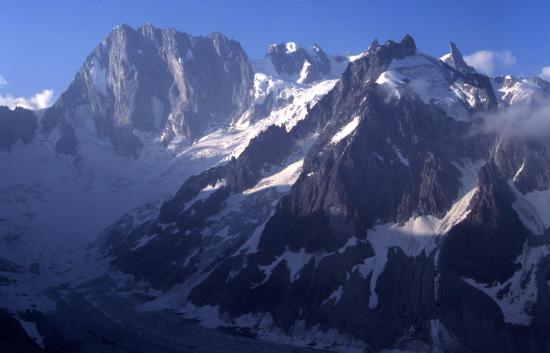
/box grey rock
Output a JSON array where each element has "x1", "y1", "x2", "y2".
[
  {"x1": 442, "y1": 42, "x2": 477, "y2": 75},
  {"x1": 42, "y1": 23, "x2": 254, "y2": 156}
]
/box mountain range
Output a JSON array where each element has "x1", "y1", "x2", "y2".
[{"x1": 1, "y1": 24, "x2": 550, "y2": 353}]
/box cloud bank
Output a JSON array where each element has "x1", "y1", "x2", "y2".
[
  {"x1": 540, "y1": 67, "x2": 550, "y2": 82},
  {"x1": 479, "y1": 99, "x2": 550, "y2": 140},
  {"x1": 464, "y1": 50, "x2": 516, "y2": 76},
  {"x1": 0, "y1": 89, "x2": 54, "y2": 110}
]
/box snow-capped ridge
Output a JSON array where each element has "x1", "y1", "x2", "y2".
[{"x1": 263, "y1": 41, "x2": 348, "y2": 84}]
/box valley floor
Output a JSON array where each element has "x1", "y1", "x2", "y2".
[{"x1": 25, "y1": 276, "x2": 332, "y2": 353}]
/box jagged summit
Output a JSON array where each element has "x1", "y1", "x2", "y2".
[
  {"x1": 348, "y1": 35, "x2": 414, "y2": 64},
  {"x1": 441, "y1": 41, "x2": 477, "y2": 74},
  {"x1": 389, "y1": 33, "x2": 416, "y2": 53}
]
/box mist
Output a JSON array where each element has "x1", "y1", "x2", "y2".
[{"x1": 476, "y1": 97, "x2": 550, "y2": 140}]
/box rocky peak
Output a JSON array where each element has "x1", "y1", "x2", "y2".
[
  {"x1": 42, "y1": 24, "x2": 254, "y2": 156},
  {"x1": 367, "y1": 38, "x2": 379, "y2": 51},
  {"x1": 369, "y1": 34, "x2": 417, "y2": 58},
  {"x1": 345, "y1": 34, "x2": 417, "y2": 84},
  {"x1": 441, "y1": 42, "x2": 477, "y2": 74},
  {"x1": 392, "y1": 33, "x2": 416, "y2": 55}
]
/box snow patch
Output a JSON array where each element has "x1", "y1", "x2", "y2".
[
  {"x1": 88, "y1": 57, "x2": 107, "y2": 95},
  {"x1": 285, "y1": 42, "x2": 298, "y2": 53},
  {"x1": 258, "y1": 248, "x2": 312, "y2": 284},
  {"x1": 513, "y1": 160, "x2": 526, "y2": 181},
  {"x1": 463, "y1": 244, "x2": 550, "y2": 325},
  {"x1": 243, "y1": 159, "x2": 303, "y2": 195},
  {"x1": 130, "y1": 233, "x2": 158, "y2": 251},
  {"x1": 297, "y1": 61, "x2": 312, "y2": 84},
  {"x1": 356, "y1": 182, "x2": 478, "y2": 308},
  {"x1": 349, "y1": 51, "x2": 367, "y2": 62},
  {"x1": 392, "y1": 144, "x2": 409, "y2": 166},
  {"x1": 202, "y1": 179, "x2": 227, "y2": 192},
  {"x1": 330, "y1": 116, "x2": 361, "y2": 144},
  {"x1": 16, "y1": 319, "x2": 45, "y2": 348}
]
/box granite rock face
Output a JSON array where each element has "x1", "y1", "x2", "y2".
[
  {"x1": 42, "y1": 24, "x2": 254, "y2": 156},
  {"x1": 441, "y1": 42, "x2": 477, "y2": 75}
]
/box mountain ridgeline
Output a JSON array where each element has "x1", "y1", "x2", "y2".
[{"x1": 2, "y1": 25, "x2": 550, "y2": 353}]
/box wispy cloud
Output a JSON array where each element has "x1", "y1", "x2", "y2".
[
  {"x1": 540, "y1": 66, "x2": 550, "y2": 82},
  {"x1": 0, "y1": 89, "x2": 54, "y2": 110},
  {"x1": 464, "y1": 50, "x2": 516, "y2": 76},
  {"x1": 478, "y1": 99, "x2": 550, "y2": 140},
  {"x1": 0, "y1": 75, "x2": 7, "y2": 86}
]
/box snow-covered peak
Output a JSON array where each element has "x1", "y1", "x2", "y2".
[
  {"x1": 376, "y1": 53, "x2": 493, "y2": 120},
  {"x1": 264, "y1": 42, "x2": 348, "y2": 84},
  {"x1": 492, "y1": 75, "x2": 550, "y2": 106}
]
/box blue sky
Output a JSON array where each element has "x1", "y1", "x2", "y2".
[{"x1": 1, "y1": 0, "x2": 549, "y2": 106}]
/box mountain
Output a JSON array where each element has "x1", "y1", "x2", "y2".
[
  {"x1": 41, "y1": 23, "x2": 254, "y2": 156},
  {"x1": 2, "y1": 26, "x2": 550, "y2": 353},
  {"x1": 101, "y1": 36, "x2": 550, "y2": 353},
  {"x1": 440, "y1": 42, "x2": 476, "y2": 75},
  {"x1": 253, "y1": 42, "x2": 349, "y2": 84},
  {"x1": 492, "y1": 74, "x2": 550, "y2": 105}
]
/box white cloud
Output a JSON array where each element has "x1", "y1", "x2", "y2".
[
  {"x1": 539, "y1": 66, "x2": 550, "y2": 81},
  {"x1": 464, "y1": 50, "x2": 516, "y2": 76},
  {"x1": 0, "y1": 89, "x2": 54, "y2": 110},
  {"x1": 0, "y1": 75, "x2": 6, "y2": 86},
  {"x1": 478, "y1": 98, "x2": 550, "y2": 140}
]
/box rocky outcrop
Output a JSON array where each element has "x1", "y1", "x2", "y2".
[{"x1": 0, "y1": 106, "x2": 37, "y2": 151}]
